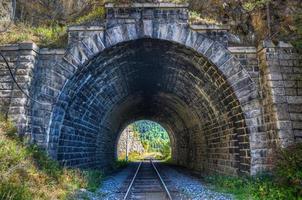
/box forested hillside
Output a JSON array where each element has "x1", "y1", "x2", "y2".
[
  {"x1": 0, "y1": 0, "x2": 301, "y2": 50},
  {"x1": 132, "y1": 120, "x2": 170, "y2": 157}
]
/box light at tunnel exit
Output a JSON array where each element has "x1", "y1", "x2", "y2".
[{"x1": 117, "y1": 120, "x2": 171, "y2": 161}]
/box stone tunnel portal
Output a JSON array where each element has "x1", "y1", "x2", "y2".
[{"x1": 50, "y1": 38, "x2": 251, "y2": 176}]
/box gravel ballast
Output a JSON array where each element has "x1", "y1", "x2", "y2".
[
  {"x1": 160, "y1": 164, "x2": 234, "y2": 200},
  {"x1": 76, "y1": 162, "x2": 234, "y2": 200}
]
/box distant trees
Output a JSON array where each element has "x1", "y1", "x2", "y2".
[
  {"x1": 132, "y1": 120, "x2": 171, "y2": 158},
  {"x1": 0, "y1": 0, "x2": 15, "y2": 33},
  {"x1": 188, "y1": 0, "x2": 302, "y2": 48}
]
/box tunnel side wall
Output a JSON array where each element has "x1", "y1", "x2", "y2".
[
  {"x1": 0, "y1": 43, "x2": 38, "y2": 136},
  {"x1": 258, "y1": 45, "x2": 302, "y2": 174}
]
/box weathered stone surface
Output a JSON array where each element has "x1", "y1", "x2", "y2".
[
  {"x1": 0, "y1": 0, "x2": 13, "y2": 30},
  {"x1": 259, "y1": 44, "x2": 302, "y2": 152},
  {"x1": 117, "y1": 127, "x2": 145, "y2": 158}
]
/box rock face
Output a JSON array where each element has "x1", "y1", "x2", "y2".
[
  {"x1": 117, "y1": 127, "x2": 145, "y2": 159},
  {"x1": 0, "y1": 0, "x2": 13, "y2": 30}
]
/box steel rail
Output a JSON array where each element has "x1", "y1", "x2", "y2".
[
  {"x1": 150, "y1": 159, "x2": 173, "y2": 200},
  {"x1": 123, "y1": 161, "x2": 142, "y2": 200}
]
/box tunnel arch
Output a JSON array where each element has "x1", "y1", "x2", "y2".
[{"x1": 46, "y1": 22, "x2": 260, "y2": 175}]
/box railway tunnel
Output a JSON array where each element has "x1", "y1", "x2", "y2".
[
  {"x1": 47, "y1": 37, "x2": 253, "y2": 176},
  {"x1": 0, "y1": 1, "x2": 300, "y2": 180}
]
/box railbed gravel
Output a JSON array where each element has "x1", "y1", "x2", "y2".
[
  {"x1": 160, "y1": 164, "x2": 234, "y2": 200},
  {"x1": 75, "y1": 163, "x2": 135, "y2": 200},
  {"x1": 76, "y1": 162, "x2": 234, "y2": 200}
]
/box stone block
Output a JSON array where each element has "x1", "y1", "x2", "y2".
[
  {"x1": 293, "y1": 121, "x2": 302, "y2": 129},
  {"x1": 290, "y1": 113, "x2": 302, "y2": 121},
  {"x1": 287, "y1": 96, "x2": 302, "y2": 104}
]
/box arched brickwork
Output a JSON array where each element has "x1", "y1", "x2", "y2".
[{"x1": 44, "y1": 22, "x2": 261, "y2": 175}]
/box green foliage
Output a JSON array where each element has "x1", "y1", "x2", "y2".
[
  {"x1": 0, "y1": 23, "x2": 67, "y2": 48},
  {"x1": 109, "y1": 0, "x2": 187, "y2": 4},
  {"x1": 275, "y1": 143, "x2": 302, "y2": 198},
  {"x1": 159, "y1": 141, "x2": 171, "y2": 159},
  {"x1": 205, "y1": 143, "x2": 302, "y2": 200},
  {"x1": 0, "y1": 115, "x2": 18, "y2": 140},
  {"x1": 189, "y1": 11, "x2": 220, "y2": 25},
  {"x1": 26, "y1": 145, "x2": 63, "y2": 180},
  {"x1": 112, "y1": 159, "x2": 129, "y2": 170},
  {"x1": 250, "y1": 175, "x2": 296, "y2": 200},
  {"x1": 205, "y1": 175, "x2": 250, "y2": 199},
  {"x1": 75, "y1": 7, "x2": 105, "y2": 24},
  {"x1": 292, "y1": 13, "x2": 302, "y2": 52},
  {"x1": 0, "y1": 113, "x2": 103, "y2": 199},
  {"x1": 243, "y1": 0, "x2": 271, "y2": 12},
  {"x1": 81, "y1": 170, "x2": 103, "y2": 192},
  {"x1": 132, "y1": 120, "x2": 171, "y2": 154},
  {"x1": 32, "y1": 25, "x2": 68, "y2": 48},
  {"x1": 0, "y1": 181, "x2": 32, "y2": 200},
  {"x1": 128, "y1": 151, "x2": 142, "y2": 161}
]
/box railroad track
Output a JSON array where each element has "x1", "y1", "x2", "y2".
[{"x1": 122, "y1": 160, "x2": 173, "y2": 200}]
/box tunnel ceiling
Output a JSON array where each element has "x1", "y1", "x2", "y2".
[{"x1": 54, "y1": 38, "x2": 250, "y2": 175}]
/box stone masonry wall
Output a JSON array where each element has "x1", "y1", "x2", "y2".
[
  {"x1": 0, "y1": 41, "x2": 301, "y2": 176},
  {"x1": 0, "y1": 3, "x2": 301, "y2": 176},
  {"x1": 0, "y1": 43, "x2": 38, "y2": 136},
  {"x1": 228, "y1": 47, "x2": 270, "y2": 173},
  {"x1": 259, "y1": 42, "x2": 302, "y2": 148},
  {"x1": 30, "y1": 49, "x2": 65, "y2": 148}
]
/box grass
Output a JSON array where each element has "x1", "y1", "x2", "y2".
[
  {"x1": 112, "y1": 159, "x2": 129, "y2": 170},
  {"x1": 118, "y1": 151, "x2": 170, "y2": 162},
  {"x1": 0, "y1": 114, "x2": 103, "y2": 200},
  {"x1": 0, "y1": 2, "x2": 221, "y2": 49},
  {"x1": 205, "y1": 143, "x2": 302, "y2": 200},
  {"x1": 75, "y1": 7, "x2": 105, "y2": 24},
  {"x1": 0, "y1": 23, "x2": 68, "y2": 48},
  {"x1": 205, "y1": 174, "x2": 300, "y2": 200},
  {"x1": 189, "y1": 11, "x2": 221, "y2": 25},
  {"x1": 0, "y1": 5, "x2": 105, "y2": 48},
  {"x1": 292, "y1": 13, "x2": 302, "y2": 52}
]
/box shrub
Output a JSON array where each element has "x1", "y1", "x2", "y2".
[
  {"x1": 32, "y1": 25, "x2": 68, "y2": 48},
  {"x1": 75, "y1": 7, "x2": 105, "y2": 24},
  {"x1": 250, "y1": 174, "x2": 296, "y2": 200},
  {"x1": 81, "y1": 170, "x2": 103, "y2": 192},
  {"x1": 0, "y1": 23, "x2": 67, "y2": 48},
  {"x1": 112, "y1": 159, "x2": 129, "y2": 170},
  {"x1": 204, "y1": 175, "x2": 251, "y2": 199},
  {"x1": 128, "y1": 151, "x2": 142, "y2": 161},
  {"x1": 292, "y1": 13, "x2": 302, "y2": 52},
  {"x1": 0, "y1": 114, "x2": 103, "y2": 200},
  {"x1": 275, "y1": 143, "x2": 302, "y2": 198},
  {"x1": 205, "y1": 143, "x2": 302, "y2": 200},
  {"x1": 0, "y1": 181, "x2": 32, "y2": 200}
]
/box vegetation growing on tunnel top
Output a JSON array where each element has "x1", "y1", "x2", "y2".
[
  {"x1": 205, "y1": 143, "x2": 302, "y2": 200},
  {"x1": 0, "y1": 113, "x2": 103, "y2": 200},
  {"x1": 1, "y1": 0, "x2": 301, "y2": 51},
  {"x1": 0, "y1": 1, "x2": 105, "y2": 48}
]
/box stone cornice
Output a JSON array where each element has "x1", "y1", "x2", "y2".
[{"x1": 105, "y1": 2, "x2": 189, "y2": 8}]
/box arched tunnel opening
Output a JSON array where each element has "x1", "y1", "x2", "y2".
[
  {"x1": 117, "y1": 120, "x2": 172, "y2": 161},
  {"x1": 52, "y1": 38, "x2": 250, "y2": 176}
]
